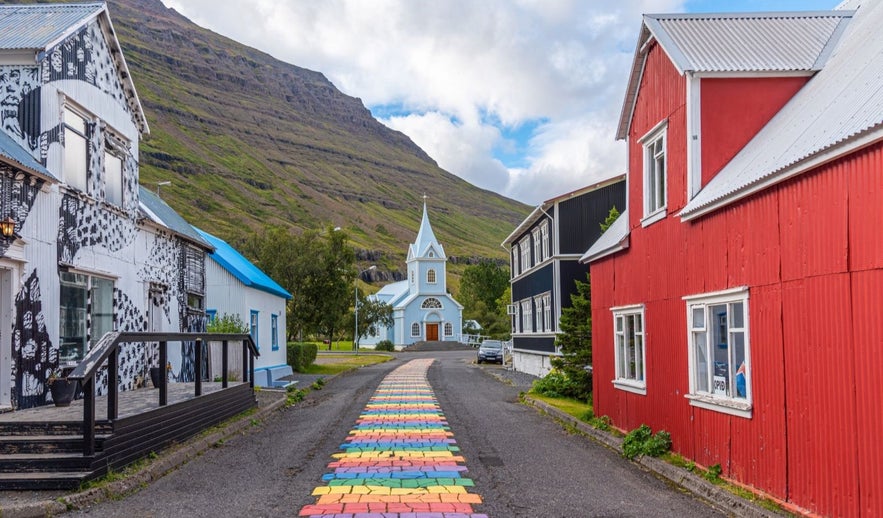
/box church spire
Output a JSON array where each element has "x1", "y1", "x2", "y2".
[{"x1": 409, "y1": 198, "x2": 445, "y2": 260}]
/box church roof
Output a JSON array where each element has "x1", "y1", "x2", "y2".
[{"x1": 408, "y1": 202, "x2": 446, "y2": 260}]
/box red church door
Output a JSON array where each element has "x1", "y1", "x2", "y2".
[{"x1": 426, "y1": 324, "x2": 439, "y2": 341}]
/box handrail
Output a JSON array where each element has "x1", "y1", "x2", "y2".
[
  {"x1": 64, "y1": 331, "x2": 260, "y2": 456},
  {"x1": 68, "y1": 332, "x2": 259, "y2": 383}
]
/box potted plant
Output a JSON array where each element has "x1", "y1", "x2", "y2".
[
  {"x1": 48, "y1": 366, "x2": 77, "y2": 407},
  {"x1": 149, "y1": 362, "x2": 172, "y2": 388}
]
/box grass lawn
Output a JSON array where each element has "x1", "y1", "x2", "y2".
[
  {"x1": 309, "y1": 340, "x2": 362, "y2": 352},
  {"x1": 528, "y1": 394, "x2": 592, "y2": 420},
  {"x1": 299, "y1": 353, "x2": 393, "y2": 375}
]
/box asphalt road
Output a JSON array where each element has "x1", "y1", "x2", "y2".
[{"x1": 70, "y1": 351, "x2": 722, "y2": 517}]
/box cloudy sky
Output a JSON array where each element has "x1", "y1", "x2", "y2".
[{"x1": 163, "y1": 0, "x2": 838, "y2": 205}]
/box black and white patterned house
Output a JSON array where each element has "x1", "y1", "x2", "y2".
[
  {"x1": 0, "y1": 3, "x2": 211, "y2": 410},
  {"x1": 502, "y1": 176, "x2": 625, "y2": 377}
]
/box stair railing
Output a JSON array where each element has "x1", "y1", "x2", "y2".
[{"x1": 67, "y1": 332, "x2": 259, "y2": 456}]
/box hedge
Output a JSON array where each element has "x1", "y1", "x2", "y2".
[{"x1": 287, "y1": 342, "x2": 318, "y2": 372}]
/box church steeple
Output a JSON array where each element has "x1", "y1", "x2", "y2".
[{"x1": 409, "y1": 198, "x2": 446, "y2": 260}]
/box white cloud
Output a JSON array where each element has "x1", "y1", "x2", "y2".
[{"x1": 162, "y1": 0, "x2": 688, "y2": 204}]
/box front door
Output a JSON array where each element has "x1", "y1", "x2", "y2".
[{"x1": 426, "y1": 323, "x2": 439, "y2": 341}]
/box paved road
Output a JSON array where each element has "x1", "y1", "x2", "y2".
[{"x1": 71, "y1": 351, "x2": 722, "y2": 517}]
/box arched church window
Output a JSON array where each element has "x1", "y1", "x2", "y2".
[
  {"x1": 421, "y1": 297, "x2": 442, "y2": 309},
  {"x1": 429, "y1": 251, "x2": 435, "y2": 258},
  {"x1": 411, "y1": 322, "x2": 420, "y2": 336},
  {"x1": 444, "y1": 323, "x2": 453, "y2": 336},
  {"x1": 427, "y1": 269, "x2": 437, "y2": 284}
]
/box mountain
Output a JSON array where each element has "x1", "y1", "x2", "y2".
[{"x1": 98, "y1": 0, "x2": 531, "y2": 278}]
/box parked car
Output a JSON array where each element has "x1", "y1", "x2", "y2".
[{"x1": 476, "y1": 340, "x2": 503, "y2": 364}]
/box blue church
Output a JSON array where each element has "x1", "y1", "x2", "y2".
[{"x1": 362, "y1": 202, "x2": 463, "y2": 347}]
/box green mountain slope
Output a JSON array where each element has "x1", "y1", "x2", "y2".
[{"x1": 101, "y1": 0, "x2": 530, "y2": 274}]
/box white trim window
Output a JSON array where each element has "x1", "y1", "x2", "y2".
[
  {"x1": 521, "y1": 300, "x2": 533, "y2": 333},
  {"x1": 59, "y1": 271, "x2": 114, "y2": 363},
  {"x1": 540, "y1": 222, "x2": 550, "y2": 261},
  {"x1": 444, "y1": 322, "x2": 453, "y2": 336},
  {"x1": 511, "y1": 247, "x2": 519, "y2": 277},
  {"x1": 640, "y1": 120, "x2": 667, "y2": 225},
  {"x1": 542, "y1": 293, "x2": 552, "y2": 332},
  {"x1": 421, "y1": 297, "x2": 442, "y2": 309},
  {"x1": 520, "y1": 237, "x2": 531, "y2": 271},
  {"x1": 411, "y1": 322, "x2": 421, "y2": 337},
  {"x1": 427, "y1": 268, "x2": 437, "y2": 284},
  {"x1": 685, "y1": 287, "x2": 751, "y2": 418},
  {"x1": 612, "y1": 305, "x2": 646, "y2": 395},
  {"x1": 532, "y1": 228, "x2": 542, "y2": 265},
  {"x1": 513, "y1": 304, "x2": 521, "y2": 333},
  {"x1": 63, "y1": 106, "x2": 89, "y2": 193},
  {"x1": 104, "y1": 151, "x2": 123, "y2": 206},
  {"x1": 534, "y1": 295, "x2": 544, "y2": 332}
]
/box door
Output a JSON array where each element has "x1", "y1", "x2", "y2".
[{"x1": 426, "y1": 323, "x2": 439, "y2": 341}]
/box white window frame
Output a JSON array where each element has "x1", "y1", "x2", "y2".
[
  {"x1": 542, "y1": 293, "x2": 552, "y2": 332},
  {"x1": 411, "y1": 322, "x2": 421, "y2": 337},
  {"x1": 513, "y1": 304, "x2": 521, "y2": 333},
  {"x1": 427, "y1": 268, "x2": 437, "y2": 284},
  {"x1": 444, "y1": 322, "x2": 453, "y2": 336},
  {"x1": 611, "y1": 304, "x2": 646, "y2": 395},
  {"x1": 534, "y1": 295, "x2": 544, "y2": 333},
  {"x1": 640, "y1": 120, "x2": 667, "y2": 226},
  {"x1": 63, "y1": 105, "x2": 89, "y2": 193},
  {"x1": 103, "y1": 128, "x2": 128, "y2": 207},
  {"x1": 684, "y1": 287, "x2": 752, "y2": 418},
  {"x1": 520, "y1": 237, "x2": 531, "y2": 272},
  {"x1": 511, "y1": 247, "x2": 519, "y2": 277},
  {"x1": 250, "y1": 310, "x2": 260, "y2": 350},
  {"x1": 540, "y1": 222, "x2": 550, "y2": 261},
  {"x1": 532, "y1": 228, "x2": 542, "y2": 265},
  {"x1": 421, "y1": 297, "x2": 442, "y2": 309},
  {"x1": 521, "y1": 300, "x2": 533, "y2": 333},
  {"x1": 271, "y1": 314, "x2": 279, "y2": 351}
]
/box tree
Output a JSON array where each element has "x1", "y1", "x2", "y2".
[
  {"x1": 551, "y1": 273, "x2": 593, "y2": 401},
  {"x1": 459, "y1": 260, "x2": 509, "y2": 332},
  {"x1": 351, "y1": 293, "x2": 393, "y2": 342},
  {"x1": 600, "y1": 205, "x2": 621, "y2": 232}
]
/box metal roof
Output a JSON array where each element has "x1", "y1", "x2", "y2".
[
  {"x1": 196, "y1": 228, "x2": 292, "y2": 301},
  {"x1": 409, "y1": 202, "x2": 445, "y2": 260},
  {"x1": 579, "y1": 210, "x2": 630, "y2": 264},
  {"x1": 0, "y1": 130, "x2": 56, "y2": 181},
  {"x1": 0, "y1": 3, "x2": 104, "y2": 50},
  {"x1": 139, "y1": 186, "x2": 212, "y2": 249},
  {"x1": 617, "y1": 10, "x2": 853, "y2": 140},
  {"x1": 681, "y1": 1, "x2": 883, "y2": 219}
]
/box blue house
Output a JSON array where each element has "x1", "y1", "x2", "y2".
[
  {"x1": 362, "y1": 203, "x2": 462, "y2": 347},
  {"x1": 196, "y1": 229, "x2": 293, "y2": 387}
]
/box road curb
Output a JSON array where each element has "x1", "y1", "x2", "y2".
[
  {"x1": 522, "y1": 396, "x2": 787, "y2": 518},
  {"x1": 0, "y1": 390, "x2": 288, "y2": 518}
]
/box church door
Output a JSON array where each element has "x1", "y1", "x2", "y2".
[{"x1": 426, "y1": 323, "x2": 439, "y2": 341}]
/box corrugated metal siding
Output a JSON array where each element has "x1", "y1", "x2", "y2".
[
  {"x1": 725, "y1": 190, "x2": 781, "y2": 289},
  {"x1": 512, "y1": 263, "x2": 553, "y2": 301},
  {"x1": 512, "y1": 336, "x2": 555, "y2": 354},
  {"x1": 557, "y1": 181, "x2": 626, "y2": 254},
  {"x1": 558, "y1": 260, "x2": 587, "y2": 311},
  {"x1": 655, "y1": 14, "x2": 844, "y2": 72},
  {"x1": 782, "y1": 274, "x2": 858, "y2": 516},
  {"x1": 847, "y1": 143, "x2": 883, "y2": 271},
  {"x1": 0, "y1": 3, "x2": 103, "y2": 50},
  {"x1": 851, "y1": 270, "x2": 883, "y2": 516},
  {"x1": 778, "y1": 162, "x2": 848, "y2": 282}
]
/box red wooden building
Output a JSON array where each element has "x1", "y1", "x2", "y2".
[{"x1": 582, "y1": 3, "x2": 882, "y2": 516}]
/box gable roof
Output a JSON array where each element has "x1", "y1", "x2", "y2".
[
  {"x1": 579, "y1": 210, "x2": 630, "y2": 264},
  {"x1": 0, "y1": 128, "x2": 56, "y2": 181},
  {"x1": 408, "y1": 202, "x2": 446, "y2": 260},
  {"x1": 0, "y1": 3, "x2": 149, "y2": 135},
  {"x1": 502, "y1": 174, "x2": 625, "y2": 247},
  {"x1": 138, "y1": 186, "x2": 212, "y2": 249},
  {"x1": 681, "y1": 1, "x2": 883, "y2": 219},
  {"x1": 195, "y1": 228, "x2": 292, "y2": 300},
  {"x1": 373, "y1": 280, "x2": 410, "y2": 307},
  {"x1": 617, "y1": 10, "x2": 853, "y2": 140}
]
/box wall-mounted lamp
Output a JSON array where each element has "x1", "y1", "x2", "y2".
[{"x1": 0, "y1": 216, "x2": 15, "y2": 239}]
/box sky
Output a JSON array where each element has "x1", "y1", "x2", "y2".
[{"x1": 162, "y1": 0, "x2": 839, "y2": 205}]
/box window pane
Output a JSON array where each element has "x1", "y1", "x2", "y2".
[
  {"x1": 694, "y1": 331, "x2": 709, "y2": 392},
  {"x1": 90, "y1": 277, "x2": 114, "y2": 347},
  {"x1": 732, "y1": 331, "x2": 747, "y2": 398},
  {"x1": 65, "y1": 130, "x2": 87, "y2": 192},
  {"x1": 731, "y1": 301, "x2": 744, "y2": 328},
  {"x1": 692, "y1": 307, "x2": 705, "y2": 329},
  {"x1": 105, "y1": 152, "x2": 123, "y2": 206},
  {"x1": 60, "y1": 272, "x2": 88, "y2": 362},
  {"x1": 615, "y1": 315, "x2": 622, "y2": 332},
  {"x1": 635, "y1": 334, "x2": 644, "y2": 381},
  {"x1": 635, "y1": 313, "x2": 642, "y2": 332},
  {"x1": 64, "y1": 108, "x2": 86, "y2": 133}
]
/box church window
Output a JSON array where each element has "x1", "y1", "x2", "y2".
[
  {"x1": 429, "y1": 251, "x2": 435, "y2": 258},
  {"x1": 427, "y1": 269, "x2": 437, "y2": 284},
  {"x1": 444, "y1": 323, "x2": 453, "y2": 336},
  {"x1": 410, "y1": 270, "x2": 414, "y2": 284},
  {"x1": 411, "y1": 322, "x2": 421, "y2": 337},
  {"x1": 422, "y1": 298, "x2": 443, "y2": 309}
]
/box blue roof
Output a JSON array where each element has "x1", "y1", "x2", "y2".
[
  {"x1": 139, "y1": 187, "x2": 211, "y2": 249},
  {"x1": 0, "y1": 130, "x2": 56, "y2": 180},
  {"x1": 195, "y1": 228, "x2": 292, "y2": 300}
]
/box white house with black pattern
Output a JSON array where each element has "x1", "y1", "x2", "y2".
[
  {"x1": 361, "y1": 202, "x2": 462, "y2": 348},
  {"x1": 0, "y1": 3, "x2": 210, "y2": 410}
]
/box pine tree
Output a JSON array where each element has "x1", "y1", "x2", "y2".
[{"x1": 551, "y1": 274, "x2": 593, "y2": 400}]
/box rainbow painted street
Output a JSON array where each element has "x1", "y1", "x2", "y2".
[{"x1": 298, "y1": 359, "x2": 487, "y2": 518}]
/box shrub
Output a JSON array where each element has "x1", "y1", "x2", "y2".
[
  {"x1": 287, "y1": 342, "x2": 318, "y2": 372},
  {"x1": 375, "y1": 340, "x2": 395, "y2": 352},
  {"x1": 207, "y1": 313, "x2": 249, "y2": 333},
  {"x1": 530, "y1": 369, "x2": 587, "y2": 400},
  {"x1": 622, "y1": 424, "x2": 672, "y2": 459}
]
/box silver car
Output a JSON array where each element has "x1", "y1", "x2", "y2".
[{"x1": 477, "y1": 340, "x2": 503, "y2": 364}]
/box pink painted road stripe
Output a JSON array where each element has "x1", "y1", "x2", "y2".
[{"x1": 298, "y1": 359, "x2": 488, "y2": 518}]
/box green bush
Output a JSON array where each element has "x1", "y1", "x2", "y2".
[
  {"x1": 287, "y1": 342, "x2": 318, "y2": 372},
  {"x1": 530, "y1": 369, "x2": 587, "y2": 400},
  {"x1": 375, "y1": 340, "x2": 395, "y2": 352},
  {"x1": 622, "y1": 424, "x2": 672, "y2": 459},
  {"x1": 207, "y1": 313, "x2": 249, "y2": 333}
]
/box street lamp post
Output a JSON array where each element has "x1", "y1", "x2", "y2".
[{"x1": 354, "y1": 265, "x2": 377, "y2": 353}]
